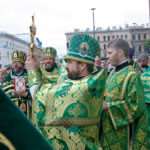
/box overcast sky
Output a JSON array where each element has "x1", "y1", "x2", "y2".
[{"x1": 0, "y1": 0, "x2": 149, "y2": 57}]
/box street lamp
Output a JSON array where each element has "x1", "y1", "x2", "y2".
[
  {"x1": 91, "y1": 8, "x2": 96, "y2": 38},
  {"x1": 133, "y1": 23, "x2": 137, "y2": 59}
]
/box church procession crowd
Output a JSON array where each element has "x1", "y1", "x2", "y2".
[{"x1": 0, "y1": 34, "x2": 150, "y2": 150}]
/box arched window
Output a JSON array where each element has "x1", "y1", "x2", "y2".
[
  {"x1": 144, "y1": 33, "x2": 146, "y2": 40},
  {"x1": 104, "y1": 44, "x2": 106, "y2": 50},
  {"x1": 138, "y1": 34, "x2": 141, "y2": 40},
  {"x1": 138, "y1": 45, "x2": 141, "y2": 52},
  {"x1": 112, "y1": 35, "x2": 115, "y2": 39},
  {"x1": 103, "y1": 36, "x2": 106, "y2": 42},
  {"x1": 133, "y1": 34, "x2": 136, "y2": 40}
]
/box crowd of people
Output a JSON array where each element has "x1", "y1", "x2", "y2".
[{"x1": 0, "y1": 34, "x2": 150, "y2": 150}]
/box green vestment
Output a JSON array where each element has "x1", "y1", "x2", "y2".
[
  {"x1": 29, "y1": 69, "x2": 107, "y2": 150},
  {"x1": 131, "y1": 60, "x2": 143, "y2": 75},
  {"x1": 141, "y1": 66, "x2": 150, "y2": 141},
  {"x1": 141, "y1": 66, "x2": 150, "y2": 103},
  {"x1": 40, "y1": 63, "x2": 60, "y2": 84},
  {"x1": 100, "y1": 66, "x2": 149, "y2": 150},
  {"x1": 1, "y1": 70, "x2": 31, "y2": 118},
  {"x1": 28, "y1": 63, "x2": 60, "y2": 123},
  {"x1": 28, "y1": 63, "x2": 60, "y2": 87}
]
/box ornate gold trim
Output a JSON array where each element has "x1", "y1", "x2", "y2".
[
  {"x1": 45, "y1": 75, "x2": 59, "y2": 78},
  {"x1": 32, "y1": 84, "x2": 41, "y2": 125},
  {"x1": 64, "y1": 56, "x2": 94, "y2": 65},
  {"x1": 127, "y1": 125, "x2": 130, "y2": 150},
  {"x1": 122, "y1": 102, "x2": 134, "y2": 123},
  {"x1": 5, "y1": 89, "x2": 14, "y2": 95},
  {"x1": 105, "y1": 92, "x2": 122, "y2": 100},
  {"x1": 141, "y1": 77, "x2": 150, "y2": 80},
  {"x1": 2, "y1": 84, "x2": 14, "y2": 90},
  {"x1": 10, "y1": 71, "x2": 13, "y2": 78},
  {"x1": 13, "y1": 98, "x2": 19, "y2": 101},
  {"x1": 144, "y1": 88, "x2": 150, "y2": 91},
  {"x1": 0, "y1": 133, "x2": 16, "y2": 150},
  {"x1": 106, "y1": 71, "x2": 136, "y2": 100},
  {"x1": 108, "y1": 103, "x2": 117, "y2": 130},
  {"x1": 45, "y1": 117, "x2": 100, "y2": 126}
]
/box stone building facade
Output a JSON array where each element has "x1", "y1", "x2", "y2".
[
  {"x1": 65, "y1": 25, "x2": 150, "y2": 61},
  {"x1": 0, "y1": 32, "x2": 43, "y2": 68}
]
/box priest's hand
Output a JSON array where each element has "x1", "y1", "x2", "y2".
[
  {"x1": 25, "y1": 55, "x2": 40, "y2": 71},
  {"x1": 14, "y1": 91, "x2": 27, "y2": 98},
  {"x1": 102, "y1": 101, "x2": 108, "y2": 111}
]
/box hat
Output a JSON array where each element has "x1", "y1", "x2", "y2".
[
  {"x1": 64, "y1": 34, "x2": 100, "y2": 65},
  {"x1": 43, "y1": 47, "x2": 57, "y2": 58},
  {"x1": 11, "y1": 50, "x2": 27, "y2": 64}
]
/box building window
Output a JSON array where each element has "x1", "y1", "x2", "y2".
[
  {"x1": 144, "y1": 33, "x2": 146, "y2": 40},
  {"x1": 133, "y1": 34, "x2": 136, "y2": 40},
  {"x1": 121, "y1": 35, "x2": 123, "y2": 38},
  {"x1": 138, "y1": 45, "x2": 141, "y2": 52},
  {"x1": 104, "y1": 44, "x2": 106, "y2": 50},
  {"x1": 138, "y1": 34, "x2": 141, "y2": 40},
  {"x1": 97, "y1": 36, "x2": 100, "y2": 42},
  {"x1": 116, "y1": 35, "x2": 119, "y2": 38},
  {"x1": 7, "y1": 52, "x2": 9, "y2": 59},
  {"x1": 112, "y1": 35, "x2": 115, "y2": 39},
  {"x1": 108, "y1": 36, "x2": 110, "y2": 41},
  {"x1": 67, "y1": 42, "x2": 69, "y2": 49},
  {"x1": 125, "y1": 35, "x2": 128, "y2": 40},
  {"x1": 104, "y1": 53, "x2": 106, "y2": 58},
  {"x1": 103, "y1": 36, "x2": 106, "y2": 42},
  {"x1": 0, "y1": 52, "x2": 1, "y2": 60}
]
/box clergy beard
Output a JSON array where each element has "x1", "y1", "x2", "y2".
[
  {"x1": 45, "y1": 63, "x2": 54, "y2": 72},
  {"x1": 13, "y1": 66, "x2": 24, "y2": 75},
  {"x1": 67, "y1": 69, "x2": 80, "y2": 80}
]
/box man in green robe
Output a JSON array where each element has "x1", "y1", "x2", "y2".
[
  {"x1": 137, "y1": 54, "x2": 149, "y2": 72},
  {"x1": 27, "y1": 47, "x2": 61, "y2": 123},
  {"x1": 100, "y1": 38, "x2": 149, "y2": 150},
  {"x1": 127, "y1": 48, "x2": 143, "y2": 75},
  {"x1": 29, "y1": 47, "x2": 60, "y2": 87},
  {"x1": 26, "y1": 34, "x2": 107, "y2": 150},
  {"x1": 141, "y1": 65, "x2": 150, "y2": 141},
  {"x1": 1, "y1": 50, "x2": 32, "y2": 118}
]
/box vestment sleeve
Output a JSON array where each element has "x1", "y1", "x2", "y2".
[{"x1": 27, "y1": 69, "x2": 42, "y2": 87}]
